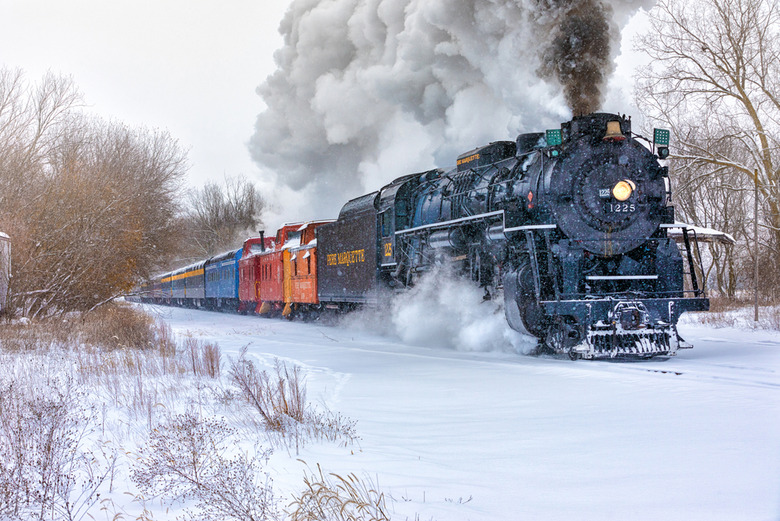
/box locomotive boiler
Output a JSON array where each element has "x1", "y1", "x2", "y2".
[{"x1": 327, "y1": 112, "x2": 708, "y2": 359}]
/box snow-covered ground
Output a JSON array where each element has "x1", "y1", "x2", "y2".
[{"x1": 143, "y1": 304, "x2": 780, "y2": 521}]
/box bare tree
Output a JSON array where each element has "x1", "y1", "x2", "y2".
[
  {"x1": 0, "y1": 68, "x2": 82, "y2": 206},
  {"x1": 668, "y1": 128, "x2": 751, "y2": 297},
  {"x1": 0, "y1": 69, "x2": 187, "y2": 317},
  {"x1": 182, "y1": 176, "x2": 264, "y2": 258},
  {"x1": 635, "y1": 0, "x2": 780, "y2": 299}
]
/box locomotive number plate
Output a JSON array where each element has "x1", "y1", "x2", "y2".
[{"x1": 606, "y1": 202, "x2": 636, "y2": 213}]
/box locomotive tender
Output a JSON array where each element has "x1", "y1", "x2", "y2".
[{"x1": 142, "y1": 113, "x2": 707, "y2": 359}]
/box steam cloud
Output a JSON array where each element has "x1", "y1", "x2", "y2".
[
  {"x1": 343, "y1": 266, "x2": 537, "y2": 353},
  {"x1": 250, "y1": 0, "x2": 652, "y2": 220}
]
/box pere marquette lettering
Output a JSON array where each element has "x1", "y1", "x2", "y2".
[
  {"x1": 457, "y1": 153, "x2": 480, "y2": 166},
  {"x1": 326, "y1": 249, "x2": 366, "y2": 267}
]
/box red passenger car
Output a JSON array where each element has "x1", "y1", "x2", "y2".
[
  {"x1": 238, "y1": 222, "x2": 332, "y2": 316},
  {"x1": 238, "y1": 234, "x2": 274, "y2": 313}
]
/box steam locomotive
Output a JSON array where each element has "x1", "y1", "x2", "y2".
[{"x1": 142, "y1": 113, "x2": 708, "y2": 359}]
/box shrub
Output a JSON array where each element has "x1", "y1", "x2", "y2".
[
  {"x1": 230, "y1": 356, "x2": 306, "y2": 430},
  {"x1": 229, "y1": 352, "x2": 358, "y2": 450},
  {"x1": 0, "y1": 373, "x2": 107, "y2": 521},
  {"x1": 132, "y1": 412, "x2": 277, "y2": 521},
  {"x1": 79, "y1": 304, "x2": 157, "y2": 350}
]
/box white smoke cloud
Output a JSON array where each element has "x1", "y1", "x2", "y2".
[
  {"x1": 342, "y1": 266, "x2": 537, "y2": 354},
  {"x1": 250, "y1": 0, "x2": 655, "y2": 222}
]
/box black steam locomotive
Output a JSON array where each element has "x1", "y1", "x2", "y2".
[{"x1": 318, "y1": 113, "x2": 707, "y2": 359}]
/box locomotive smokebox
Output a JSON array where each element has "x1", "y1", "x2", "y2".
[{"x1": 542, "y1": 113, "x2": 666, "y2": 256}]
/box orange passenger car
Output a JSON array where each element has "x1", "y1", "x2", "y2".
[{"x1": 288, "y1": 221, "x2": 332, "y2": 308}]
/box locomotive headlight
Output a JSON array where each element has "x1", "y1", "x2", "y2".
[{"x1": 612, "y1": 180, "x2": 636, "y2": 201}]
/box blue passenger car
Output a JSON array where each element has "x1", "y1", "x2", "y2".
[
  {"x1": 204, "y1": 248, "x2": 242, "y2": 310},
  {"x1": 169, "y1": 261, "x2": 206, "y2": 307}
]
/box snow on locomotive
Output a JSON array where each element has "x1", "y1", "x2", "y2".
[{"x1": 141, "y1": 113, "x2": 711, "y2": 359}]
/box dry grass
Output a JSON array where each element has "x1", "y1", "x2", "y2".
[
  {"x1": 706, "y1": 296, "x2": 751, "y2": 313},
  {"x1": 229, "y1": 351, "x2": 358, "y2": 451},
  {"x1": 0, "y1": 307, "x2": 233, "y2": 519},
  {"x1": 0, "y1": 303, "x2": 167, "y2": 353},
  {"x1": 0, "y1": 305, "x2": 370, "y2": 520},
  {"x1": 0, "y1": 319, "x2": 66, "y2": 352},
  {"x1": 766, "y1": 306, "x2": 780, "y2": 330},
  {"x1": 184, "y1": 337, "x2": 221, "y2": 379},
  {"x1": 695, "y1": 298, "x2": 780, "y2": 331},
  {"x1": 288, "y1": 464, "x2": 389, "y2": 521},
  {"x1": 78, "y1": 305, "x2": 157, "y2": 350}
]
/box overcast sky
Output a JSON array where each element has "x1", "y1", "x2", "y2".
[
  {"x1": 0, "y1": 0, "x2": 288, "y2": 187},
  {"x1": 0, "y1": 0, "x2": 648, "y2": 227}
]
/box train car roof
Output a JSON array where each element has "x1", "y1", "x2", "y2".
[
  {"x1": 378, "y1": 172, "x2": 425, "y2": 212},
  {"x1": 206, "y1": 248, "x2": 242, "y2": 266},
  {"x1": 338, "y1": 191, "x2": 379, "y2": 220},
  {"x1": 172, "y1": 260, "x2": 207, "y2": 275},
  {"x1": 296, "y1": 220, "x2": 335, "y2": 232}
]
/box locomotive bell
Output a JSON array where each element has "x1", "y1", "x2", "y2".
[{"x1": 603, "y1": 121, "x2": 626, "y2": 142}]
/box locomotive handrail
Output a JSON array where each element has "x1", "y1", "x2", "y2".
[
  {"x1": 504, "y1": 223, "x2": 557, "y2": 232},
  {"x1": 585, "y1": 275, "x2": 659, "y2": 280},
  {"x1": 395, "y1": 210, "x2": 505, "y2": 235},
  {"x1": 557, "y1": 288, "x2": 706, "y2": 300},
  {"x1": 395, "y1": 209, "x2": 559, "y2": 236}
]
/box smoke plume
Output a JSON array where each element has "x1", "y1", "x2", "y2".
[
  {"x1": 250, "y1": 0, "x2": 652, "y2": 220},
  {"x1": 537, "y1": 0, "x2": 614, "y2": 115}
]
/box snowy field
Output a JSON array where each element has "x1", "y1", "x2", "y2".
[{"x1": 141, "y1": 303, "x2": 780, "y2": 521}]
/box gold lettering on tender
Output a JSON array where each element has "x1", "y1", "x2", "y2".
[
  {"x1": 327, "y1": 249, "x2": 366, "y2": 267},
  {"x1": 457, "y1": 153, "x2": 480, "y2": 166}
]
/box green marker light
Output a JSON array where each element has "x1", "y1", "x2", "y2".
[
  {"x1": 654, "y1": 128, "x2": 670, "y2": 146},
  {"x1": 546, "y1": 129, "x2": 562, "y2": 147}
]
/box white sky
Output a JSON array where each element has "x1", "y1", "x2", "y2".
[
  {"x1": 0, "y1": 0, "x2": 289, "y2": 189},
  {"x1": 0, "y1": 0, "x2": 649, "y2": 209}
]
